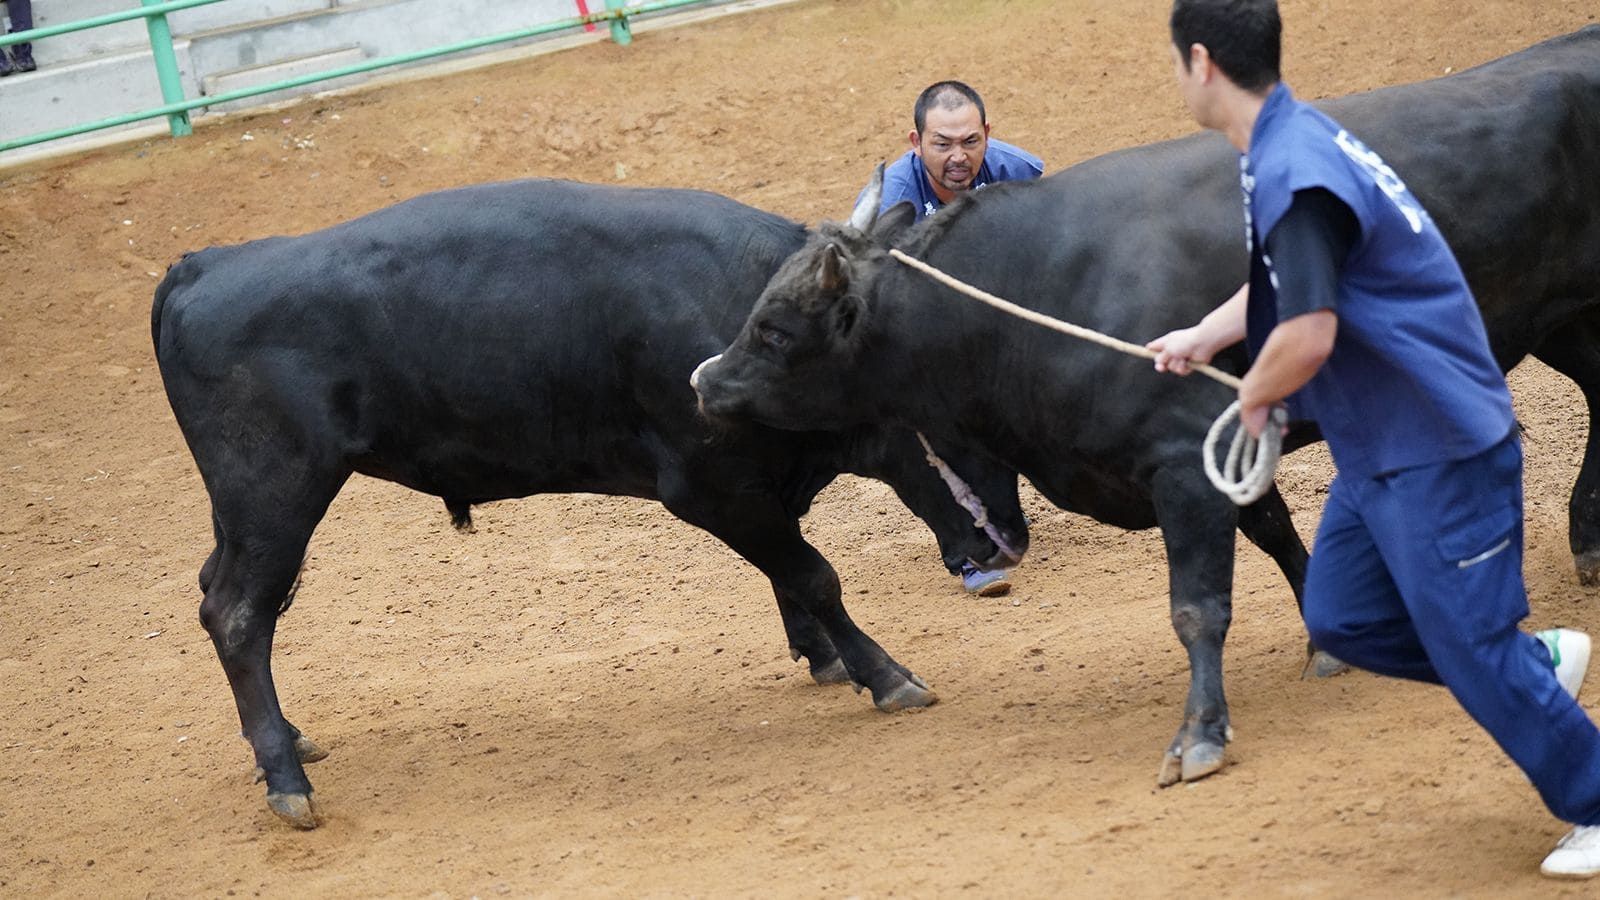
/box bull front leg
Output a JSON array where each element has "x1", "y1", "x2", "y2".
[
  {"x1": 773, "y1": 587, "x2": 850, "y2": 685},
  {"x1": 1151, "y1": 466, "x2": 1238, "y2": 786},
  {"x1": 764, "y1": 552, "x2": 936, "y2": 711},
  {"x1": 1571, "y1": 397, "x2": 1600, "y2": 584},
  {"x1": 659, "y1": 475, "x2": 935, "y2": 711},
  {"x1": 1531, "y1": 318, "x2": 1600, "y2": 583}
]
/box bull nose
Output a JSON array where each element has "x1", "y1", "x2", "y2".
[{"x1": 689, "y1": 353, "x2": 722, "y2": 393}]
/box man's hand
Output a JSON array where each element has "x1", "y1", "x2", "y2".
[
  {"x1": 1239, "y1": 400, "x2": 1285, "y2": 439},
  {"x1": 1146, "y1": 283, "x2": 1249, "y2": 377},
  {"x1": 1147, "y1": 327, "x2": 1216, "y2": 376}
]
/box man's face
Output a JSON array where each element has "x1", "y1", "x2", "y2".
[{"x1": 911, "y1": 103, "x2": 990, "y2": 199}]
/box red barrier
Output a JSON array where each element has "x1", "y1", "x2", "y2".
[{"x1": 575, "y1": 0, "x2": 597, "y2": 32}]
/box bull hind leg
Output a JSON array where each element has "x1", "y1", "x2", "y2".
[
  {"x1": 1533, "y1": 316, "x2": 1600, "y2": 584},
  {"x1": 199, "y1": 474, "x2": 347, "y2": 829},
  {"x1": 660, "y1": 481, "x2": 933, "y2": 711},
  {"x1": 1151, "y1": 466, "x2": 1239, "y2": 786},
  {"x1": 201, "y1": 506, "x2": 332, "y2": 769},
  {"x1": 1237, "y1": 486, "x2": 1347, "y2": 678}
]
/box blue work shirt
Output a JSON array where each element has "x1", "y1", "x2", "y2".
[
  {"x1": 865, "y1": 138, "x2": 1043, "y2": 220},
  {"x1": 1242, "y1": 83, "x2": 1515, "y2": 478}
]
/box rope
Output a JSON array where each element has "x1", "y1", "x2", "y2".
[
  {"x1": 887, "y1": 248, "x2": 1280, "y2": 506},
  {"x1": 913, "y1": 431, "x2": 1024, "y2": 562}
]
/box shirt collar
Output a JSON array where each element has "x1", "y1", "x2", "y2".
[{"x1": 1248, "y1": 82, "x2": 1295, "y2": 156}]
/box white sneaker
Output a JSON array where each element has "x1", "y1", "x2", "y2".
[
  {"x1": 1536, "y1": 629, "x2": 1591, "y2": 700},
  {"x1": 1543, "y1": 824, "x2": 1600, "y2": 879}
]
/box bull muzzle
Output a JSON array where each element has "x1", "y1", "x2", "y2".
[{"x1": 689, "y1": 353, "x2": 722, "y2": 394}]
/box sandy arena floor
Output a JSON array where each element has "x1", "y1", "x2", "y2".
[{"x1": 4, "y1": 1, "x2": 1600, "y2": 896}]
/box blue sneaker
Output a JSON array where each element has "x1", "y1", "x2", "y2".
[{"x1": 959, "y1": 562, "x2": 1011, "y2": 597}]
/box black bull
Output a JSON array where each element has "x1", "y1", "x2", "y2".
[
  {"x1": 151, "y1": 181, "x2": 1030, "y2": 828},
  {"x1": 695, "y1": 28, "x2": 1600, "y2": 787}
]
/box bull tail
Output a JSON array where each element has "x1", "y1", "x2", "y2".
[
  {"x1": 444, "y1": 498, "x2": 476, "y2": 533},
  {"x1": 279, "y1": 564, "x2": 305, "y2": 617}
]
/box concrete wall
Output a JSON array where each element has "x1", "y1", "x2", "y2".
[{"x1": 0, "y1": 0, "x2": 718, "y2": 151}]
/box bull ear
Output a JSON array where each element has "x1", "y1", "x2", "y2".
[
  {"x1": 847, "y1": 161, "x2": 886, "y2": 232},
  {"x1": 871, "y1": 200, "x2": 917, "y2": 241},
  {"x1": 818, "y1": 242, "x2": 848, "y2": 296},
  {"x1": 833, "y1": 293, "x2": 865, "y2": 340}
]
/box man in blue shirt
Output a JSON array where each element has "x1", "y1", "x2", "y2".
[
  {"x1": 862, "y1": 81, "x2": 1041, "y2": 596},
  {"x1": 865, "y1": 81, "x2": 1043, "y2": 221},
  {"x1": 1147, "y1": 0, "x2": 1600, "y2": 879}
]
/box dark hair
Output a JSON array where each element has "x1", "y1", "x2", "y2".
[
  {"x1": 913, "y1": 81, "x2": 987, "y2": 134},
  {"x1": 1170, "y1": 0, "x2": 1281, "y2": 93}
]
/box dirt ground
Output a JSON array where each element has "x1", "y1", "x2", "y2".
[{"x1": 4, "y1": 0, "x2": 1600, "y2": 896}]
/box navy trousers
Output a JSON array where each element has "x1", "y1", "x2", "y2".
[
  {"x1": 1303, "y1": 433, "x2": 1600, "y2": 826},
  {"x1": 4, "y1": 0, "x2": 30, "y2": 33}
]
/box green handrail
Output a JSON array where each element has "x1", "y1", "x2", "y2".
[
  {"x1": 1, "y1": 0, "x2": 712, "y2": 155},
  {"x1": 606, "y1": 0, "x2": 633, "y2": 46},
  {"x1": 142, "y1": 0, "x2": 193, "y2": 137}
]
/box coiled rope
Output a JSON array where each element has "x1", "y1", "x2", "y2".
[{"x1": 888, "y1": 248, "x2": 1282, "y2": 506}]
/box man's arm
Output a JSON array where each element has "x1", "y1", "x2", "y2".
[
  {"x1": 1237, "y1": 310, "x2": 1337, "y2": 435},
  {"x1": 1147, "y1": 187, "x2": 1357, "y2": 433},
  {"x1": 1236, "y1": 187, "x2": 1359, "y2": 435}
]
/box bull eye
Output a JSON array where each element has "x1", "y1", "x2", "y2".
[{"x1": 757, "y1": 324, "x2": 791, "y2": 352}]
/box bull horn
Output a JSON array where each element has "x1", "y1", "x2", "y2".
[{"x1": 848, "y1": 161, "x2": 886, "y2": 232}]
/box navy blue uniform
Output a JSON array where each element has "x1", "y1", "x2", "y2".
[
  {"x1": 864, "y1": 138, "x2": 1043, "y2": 221},
  {"x1": 1244, "y1": 83, "x2": 1600, "y2": 826}
]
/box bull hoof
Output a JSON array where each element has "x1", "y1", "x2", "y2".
[
  {"x1": 294, "y1": 734, "x2": 330, "y2": 764},
  {"x1": 266, "y1": 791, "x2": 322, "y2": 829},
  {"x1": 1180, "y1": 742, "x2": 1226, "y2": 782},
  {"x1": 1304, "y1": 650, "x2": 1350, "y2": 679},
  {"x1": 1577, "y1": 551, "x2": 1600, "y2": 586},
  {"x1": 1157, "y1": 742, "x2": 1227, "y2": 786},
  {"x1": 871, "y1": 676, "x2": 937, "y2": 712},
  {"x1": 1157, "y1": 751, "x2": 1182, "y2": 787},
  {"x1": 809, "y1": 658, "x2": 851, "y2": 685}
]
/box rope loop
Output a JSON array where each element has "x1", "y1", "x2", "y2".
[{"x1": 1203, "y1": 401, "x2": 1286, "y2": 505}]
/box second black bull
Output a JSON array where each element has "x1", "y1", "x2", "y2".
[{"x1": 695, "y1": 27, "x2": 1600, "y2": 787}]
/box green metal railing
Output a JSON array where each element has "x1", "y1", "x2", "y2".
[{"x1": 0, "y1": 0, "x2": 707, "y2": 154}]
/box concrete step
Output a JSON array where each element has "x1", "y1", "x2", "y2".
[
  {"x1": 171, "y1": 0, "x2": 333, "y2": 36},
  {"x1": 23, "y1": 0, "x2": 149, "y2": 64},
  {"x1": 201, "y1": 43, "x2": 363, "y2": 111},
  {"x1": 182, "y1": 0, "x2": 601, "y2": 78},
  {"x1": 0, "y1": 39, "x2": 200, "y2": 144},
  {"x1": 17, "y1": 0, "x2": 333, "y2": 67}
]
